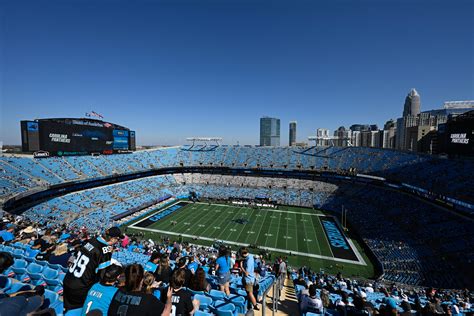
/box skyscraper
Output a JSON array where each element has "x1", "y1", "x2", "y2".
[
  {"x1": 403, "y1": 88, "x2": 421, "y2": 117},
  {"x1": 289, "y1": 121, "x2": 297, "y2": 146},
  {"x1": 260, "y1": 117, "x2": 280, "y2": 146},
  {"x1": 397, "y1": 88, "x2": 422, "y2": 150}
]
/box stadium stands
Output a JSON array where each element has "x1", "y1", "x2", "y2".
[{"x1": 0, "y1": 145, "x2": 473, "y2": 315}]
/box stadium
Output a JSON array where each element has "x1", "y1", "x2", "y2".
[
  {"x1": 0, "y1": 128, "x2": 473, "y2": 315},
  {"x1": 2, "y1": 1, "x2": 474, "y2": 315}
]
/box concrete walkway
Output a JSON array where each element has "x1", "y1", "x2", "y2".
[{"x1": 258, "y1": 277, "x2": 300, "y2": 316}]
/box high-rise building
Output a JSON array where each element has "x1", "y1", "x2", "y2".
[
  {"x1": 260, "y1": 117, "x2": 280, "y2": 146},
  {"x1": 289, "y1": 121, "x2": 297, "y2": 146},
  {"x1": 382, "y1": 119, "x2": 396, "y2": 149},
  {"x1": 396, "y1": 89, "x2": 422, "y2": 150},
  {"x1": 333, "y1": 126, "x2": 352, "y2": 147},
  {"x1": 351, "y1": 131, "x2": 361, "y2": 147},
  {"x1": 349, "y1": 124, "x2": 371, "y2": 132},
  {"x1": 403, "y1": 88, "x2": 421, "y2": 117},
  {"x1": 316, "y1": 128, "x2": 330, "y2": 146}
]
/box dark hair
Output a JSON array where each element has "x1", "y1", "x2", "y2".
[
  {"x1": 0, "y1": 252, "x2": 14, "y2": 273},
  {"x1": 124, "y1": 264, "x2": 144, "y2": 292},
  {"x1": 150, "y1": 252, "x2": 161, "y2": 262},
  {"x1": 100, "y1": 264, "x2": 123, "y2": 285},
  {"x1": 401, "y1": 300, "x2": 411, "y2": 312},
  {"x1": 178, "y1": 257, "x2": 187, "y2": 267},
  {"x1": 189, "y1": 267, "x2": 208, "y2": 292},
  {"x1": 171, "y1": 268, "x2": 186, "y2": 289},
  {"x1": 353, "y1": 295, "x2": 365, "y2": 310},
  {"x1": 309, "y1": 284, "x2": 317, "y2": 297},
  {"x1": 157, "y1": 255, "x2": 169, "y2": 275},
  {"x1": 218, "y1": 245, "x2": 229, "y2": 258}
]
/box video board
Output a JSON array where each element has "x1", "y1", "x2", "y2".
[
  {"x1": 39, "y1": 121, "x2": 114, "y2": 155},
  {"x1": 113, "y1": 129, "x2": 129, "y2": 150}
]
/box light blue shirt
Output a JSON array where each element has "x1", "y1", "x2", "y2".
[
  {"x1": 243, "y1": 255, "x2": 255, "y2": 283},
  {"x1": 82, "y1": 283, "x2": 118, "y2": 316}
]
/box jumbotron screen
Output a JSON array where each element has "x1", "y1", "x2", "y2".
[{"x1": 39, "y1": 121, "x2": 114, "y2": 155}]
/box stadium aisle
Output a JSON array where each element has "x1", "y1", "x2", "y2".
[{"x1": 263, "y1": 277, "x2": 299, "y2": 316}]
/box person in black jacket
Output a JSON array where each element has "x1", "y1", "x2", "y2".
[{"x1": 63, "y1": 227, "x2": 123, "y2": 312}]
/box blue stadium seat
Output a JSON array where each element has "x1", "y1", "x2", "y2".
[
  {"x1": 26, "y1": 262, "x2": 44, "y2": 285},
  {"x1": 213, "y1": 300, "x2": 235, "y2": 316},
  {"x1": 42, "y1": 267, "x2": 61, "y2": 290},
  {"x1": 12, "y1": 248, "x2": 25, "y2": 259},
  {"x1": 194, "y1": 294, "x2": 212, "y2": 311},
  {"x1": 0, "y1": 276, "x2": 12, "y2": 291},
  {"x1": 194, "y1": 311, "x2": 213, "y2": 316},
  {"x1": 10, "y1": 259, "x2": 28, "y2": 280},
  {"x1": 5, "y1": 282, "x2": 33, "y2": 295},
  {"x1": 65, "y1": 308, "x2": 83, "y2": 316},
  {"x1": 209, "y1": 289, "x2": 226, "y2": 301}
]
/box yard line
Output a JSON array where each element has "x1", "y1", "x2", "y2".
[
  {"x1": 309, "y1": 213, "x2": 325, "y2": 257},
  {"x1": 254, "y1": 210, "x2": 272, "y2": 246},
  {"x1": 275, "y1": 212, "x2": 285, "y2": 249},
  {"x1": 233, "y1": 208, "x2": 254, "y2": 244},
  {"x1": 199, "y1": 204, "x2": 229, "y2": 236},
  {"x1": 263, "y1": 211, "x2": 279, "y2": 248},
  {"x1": 215, "y1": 206, "x2": 243, "y2": 240},
  {"x1": 243, "y1": 208, "x2": 265, "y2": 244},
  {"x1": 301, "y1": 214, "x2": 317, "y2": 255}
]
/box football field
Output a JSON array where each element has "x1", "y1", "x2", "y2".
[{"x1": 126, "y1": 201, "x2": 374, "y2": 277}]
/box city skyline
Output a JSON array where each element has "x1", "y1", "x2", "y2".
[{"x1": 2, "y1": 0, "x2": 473, "y2": 146}]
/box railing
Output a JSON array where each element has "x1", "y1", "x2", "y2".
[{"x1": 265, "y1": 274, "x2": 283, "y2": 316}]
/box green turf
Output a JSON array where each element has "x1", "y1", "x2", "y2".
[{"x1": 124, "y1": 201, "x2": 376, "y2": 279}]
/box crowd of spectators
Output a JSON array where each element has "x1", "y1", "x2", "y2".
[
  {"x1": 291, "y1": 267, "x2": 473, "y2": 316},
  {"x1": 0, "y1": 212, "x2": 281, "y2": 315}
]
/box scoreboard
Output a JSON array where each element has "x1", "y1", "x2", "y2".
[{"x1": 21, "y1": 118, "x2": 136, "y2": 156}]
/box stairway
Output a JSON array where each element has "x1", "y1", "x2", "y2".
[{"x1": 261, "y1": 277, "x2": 300, "y2": 316}]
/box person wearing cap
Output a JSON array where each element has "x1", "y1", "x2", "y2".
[
  {"x1": 63, "y1": 226, "x2": 123, "y2": 312},
  {"x1": 81, "y1": 264, "x2": 123, "y2": 316}
]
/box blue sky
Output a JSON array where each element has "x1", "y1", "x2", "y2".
[{"x1": 1, "y1": 0, "x2": 473, "y2": 146}]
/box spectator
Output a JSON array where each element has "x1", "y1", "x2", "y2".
[
  {"x1": 166, "y1": 268, "x2": 199, "y2": 315},
  {"x1": 189, "y1": 267, "x2": 210, "y2": 293},
  {"x1": 108, "y1": 264, "x2": 172, "y2": 316},
  {"x1": 240, "y1": 247, "x2": 258, "y2": 311},
  {"x1": 215, "y1": 245, "x2": 231, "y2": 295},
  {"x1": 172, "y1": 257, "x2": 192, "y2": 288},
  {"x1": 143, "y1": 272, "x2": 161, "y2": 300},
  {"x1": 155, "y1": 255, "x2": 173, "y2": 284},
  {"x1": 300, "y1": 284, "x2": 323, "y2": 314},
  {"x1": 63, "y1": 227, "x2": 123, "y2": 312},
  {"x1": 144, "y1": 252, "x2": 160, "y2": 274},
  {"x1": 187, "y1": 256, "x2": 199, "y2": 275},
  {"x1": 82, "y1": 264, "x2": 123, "y2": 316}
]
